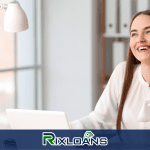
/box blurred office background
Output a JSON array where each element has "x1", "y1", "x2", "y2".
[{"x1": 0, "y1": 0, "x2": 148, "y2": 122}]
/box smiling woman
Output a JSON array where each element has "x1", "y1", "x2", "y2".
[
  {"x1": 129, "y1": 15, "x2": 150, "y2": 87},
  {"x1": 130, "y1": 15, "x2": 150, "y2": 62},
  {"x1": 69, "y1": 9, "x2": 150, "y2": 130}
]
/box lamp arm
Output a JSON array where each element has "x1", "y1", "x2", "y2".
[{"x1": 0, "y1": 4, "x2": 8, "y2": 10}]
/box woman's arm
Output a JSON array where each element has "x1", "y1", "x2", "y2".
[{"x1": 69, "y1": 61, "x2": 126, "y2": 129}]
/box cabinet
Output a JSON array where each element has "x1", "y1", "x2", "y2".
[{"x1": 100, "y1": 0, "x2": 130, "y2": 94}]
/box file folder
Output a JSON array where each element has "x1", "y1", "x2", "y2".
[
  {"x1": 120, "y1": 0, "x2": 131, "y2": 36},
  {"x1": 137, "y1": 0, "x2": 149, "y2": 12},
  {"x1": 105, "y1": 0, "x2": 117, "y2": 35},
  {"x1": 112, "y1": 41, "x2": 125, "y2": 70}
]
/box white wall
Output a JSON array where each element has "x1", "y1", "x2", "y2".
[{"x1": 42, "y1": 0, "x2": 101, "y2": 122}]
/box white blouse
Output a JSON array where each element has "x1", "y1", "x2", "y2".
[{"x1": 69, "y1": 61, "x2": 150, "y2": 129}]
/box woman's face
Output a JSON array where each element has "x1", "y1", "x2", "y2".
[{"x1": 130, "y1": 15, "x2": 150, "y2": 63}]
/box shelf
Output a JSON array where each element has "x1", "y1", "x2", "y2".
[
  {"x1": 100, "y1": 0, "x2": 129, "y2": 95},
  {"x1": 103, "y1": 33, "x2": 130, "y2": 38}
]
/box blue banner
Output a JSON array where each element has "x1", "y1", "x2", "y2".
[{"x1": 0, "y1": 130, "x2": 150, "y2": 149}]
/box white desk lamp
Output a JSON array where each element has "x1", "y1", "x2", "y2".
[
  {"x1": 0, "y1": 1, "x2": 29, "y2": 32},
  {"x1": 0, "y1": 1, "x2": 28, "y2": 129}
]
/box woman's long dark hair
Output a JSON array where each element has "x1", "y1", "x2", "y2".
[{"x1": 116, "y1": 10, "x2": 150, "y2": 130}]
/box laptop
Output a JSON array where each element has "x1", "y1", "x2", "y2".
[
  {"x1": 6, "y1": 109, "x2": 70, "y2": 129},
  {"x1": 5, "y1": 109, "x2": 72, "y2": 149}
]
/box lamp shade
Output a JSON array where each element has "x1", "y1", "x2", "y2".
[{"x1": 4, "y1": 1, "x2": 29, "y2": 32}]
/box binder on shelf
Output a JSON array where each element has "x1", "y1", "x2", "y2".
[
  {"x1": 112, "y1": 41, "x2": 125, "y2": 70},
  {"x1": 105, "y1": 0, "x2": 117, "y2": 35},
  {"x1": 137, "y1": 0, "x2": 149, "y2": 12},
  {"x1": 120, "y1": 0, "x2": 131, "y2": 36}
]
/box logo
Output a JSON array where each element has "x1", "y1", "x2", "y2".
[
  {"x1": 42, "y1": 131, "x2": 108, "y2": 146},
  {"x1": 42, "y1": 132, "x2": 56, "y2": 146},
  {"x1": 83, "y1": 131, "x2": 94, "y2": 139}
]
